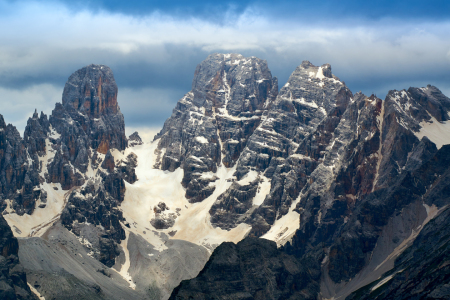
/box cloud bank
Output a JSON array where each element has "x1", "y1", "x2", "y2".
[{"x1": 0, "y1": 0, "x2": 449, "y2": 133}]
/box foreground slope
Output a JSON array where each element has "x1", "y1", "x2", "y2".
[{"x1": 0, "y1": 214, "x2": 36, "y2": 300}]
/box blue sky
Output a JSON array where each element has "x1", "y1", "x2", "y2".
[{"x1": 0, "y1": 0, "x2": 449, "y2": 135}]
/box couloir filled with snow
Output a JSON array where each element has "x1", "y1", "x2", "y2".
[{"x1": 117, "y1": 136, "x2": 255, "y2": 251}]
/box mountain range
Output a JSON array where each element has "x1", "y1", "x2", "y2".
[{"x1": 1, "y1": 53, "x2": 450, "y2": 300}]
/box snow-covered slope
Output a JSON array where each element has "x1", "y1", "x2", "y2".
[{"x1": 120, "y1": 139, "x2": 252, "y2": 251}]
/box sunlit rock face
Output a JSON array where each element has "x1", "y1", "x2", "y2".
[
  {"x1": 61, "y1": 64, "x2": 127, "y2": 154},
  {"x1": 154, "y1": 53, "x2": 278, "y2": 203}
]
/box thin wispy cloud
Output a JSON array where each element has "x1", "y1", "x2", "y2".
[{"x1": 0, "y1": 0, "x2": 449, "y2": 133}]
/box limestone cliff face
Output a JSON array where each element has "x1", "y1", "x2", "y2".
[
  {"x1": 63, "y1": 64, "x2": 119, "y2": 118},
  {"x1": 1, "y1": 65, "x2": 135, "y2": 268},
  {"x1": 210, "y1": 60, "x2": 353, "y2": 233},
  {"x1": 49, "y1": 65, "x2": 132, "y2": 266},
  {"x1": 170, "y1": 237, "x2": 319, "y2": 300},
  {"x1": 154, "y1": 53, "x2": 278, "y2": 203},
  {"x1": 0, "y1": 114, "x2": 45, "y2": 216},
  {"x1": 61, "y1": 64, "x2": 126, "y2": 154},
  {"x1": 47, "y1": 64, "x2": 128, "y2": 190}
]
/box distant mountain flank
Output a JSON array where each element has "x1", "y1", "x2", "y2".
[{"x1": 1, "y1": 54, "x2": 450, "y2": 300}]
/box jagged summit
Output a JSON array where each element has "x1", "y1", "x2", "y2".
[
  {"x1": 62, "y1": 64, "x2": 119, "y2": 118},
  {"x1": 153, "y1": 53, "x2": 278, "y2": 202}
]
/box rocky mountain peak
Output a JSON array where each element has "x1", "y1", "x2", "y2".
[
  {"x1": 128, "y1": 131, "x2": 143, "y2": 147},
  {"x1": 190, "y1": 52, "x2": 277, "y2": 117},
  {"x1": 154, "y1": 53, "x2": 278, "y2": 203},
  {"x1": 0, "y1": 114, "x2": 5, "y2": 129},
  {"x1": 279, "y1": 61, "x2": 346, "y2": 117},
  {"x1": 300, "y1": 60, "x2": 314, "y2": 68},
  {"x1": 62, "y1": 64, "x2": 118, "y2": 119}
]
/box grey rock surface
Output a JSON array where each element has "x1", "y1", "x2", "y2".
[
  {"x1": 0, "y1": 114, "x2": 43, "y2": 216},
  {"x1": 154, "y1": 53, "x2": 278, "y2": 203},
  {"x1": 167, "y1": 56, "x2": 450, "y2": 300},
  {"x1": 170, "y1": 237, "x2": 319, "y2": 300},
  {"x1": 0, "y1": 214, "x2": 36, "y2": 300},
  {"x1": 128, "y1": 131, "x2": 143, "y2": 147},
  {"x1": 47, "y1": 64, "x2": 128, "y2": 190},
  {"x1": 210, "y1": 60, "x2": 352, "y2": 233}
]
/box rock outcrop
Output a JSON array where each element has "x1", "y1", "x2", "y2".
[
  {"x1": 0, "y1": 114, "x2": 44, "y2": 216},
  {"x1": 47, "y1": 64, "x2": 128, "y2": 190},
  {"x1": 170, "y1": 237, "x2": 319, "y2": 300},
  {"x1": 46, "y1": 65, "x2": 134, "y2": 267},
  {"x1": 128, "y1": 132, "x2": 143, "y2": 147},
  {"x1": 0, "y1": 214, "x2": 36, "y2": 299}
]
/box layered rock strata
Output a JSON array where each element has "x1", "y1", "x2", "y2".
[{"x1": 154, "y1": 53, "x2": 278, "y2": 203}]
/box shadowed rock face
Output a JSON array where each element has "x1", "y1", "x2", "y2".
[
  {"x1": 0, "y1": 214, "x2": 36, "y2": 300},
  {"x1": 170, "y1": 237, "x2": 319, "y2": 300},
  {"x1": 0, "y1": 114, "x2": 45, "y2": 216},
  {"x1": 347, "y1": 206, "x2": 450, "y2": 300}
]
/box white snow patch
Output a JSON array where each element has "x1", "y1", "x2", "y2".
[
  {"x1": 316, "y1": 67, "x2": 325, "y2": 79},
  {"x1": 237, "y1": 170, "x2": 258, "y2": 186},
  {"x1": 195, "y1": 136, "x2": 208, "y2": 144},
  {"x1": 372, "y1": 100, "x2": 385, "y2": 192},
  {"x1": 289, "y1": 153, "x2": 312, "y2": 160},
  {"x1": 116, "y1": 230, "x2": 136, "y2": 289},
  {"x1": 28, "y1": 283, "x2": 45, "y2": 300},
  {"x1": 252, "y1": 176, "x2": 270, "y2": 206},
  {"x1": 371, "y1": 274, "x2": 394, "y2": 292},
  {"x1": 261, "y1": 192, "x2": 302, "y2": 247},
  {"x1": 120, "y1": 140, "x2": 250, "y2": 249},
  {"x1": 4, "y1": 183, "x2": 66, "y2": 237},
  {"x1": 293, "y1": 97, "x2": 319, "y2": 109},
  {"x1": 415, "y1": 116, "x2": 450, "y2": 149}
]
